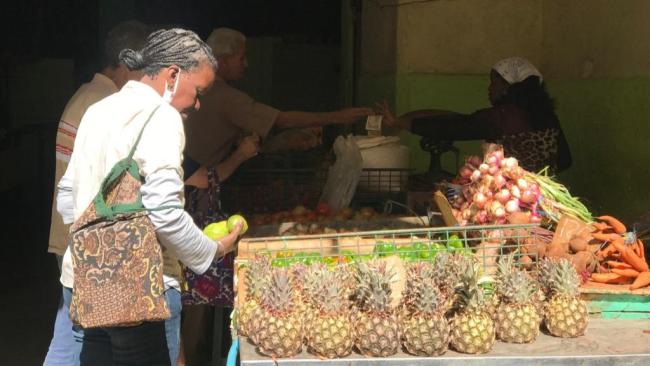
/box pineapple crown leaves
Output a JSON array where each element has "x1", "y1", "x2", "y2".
[
  {"x1": 260, "y1": 267, "x2": 296, "y2": 314},
  {"x1": 497, "y1": 253, "x2": 517, "y2": 281},
  {"x1": 550, "y1": 258, "x2": 580, "y2": 297},
  {"x1": 454, "y1": 262, "x2": 488, "y2": 311},
  {"x1": 496, "y1": 253, "x2": 537, "y2": 302},
  {"x1": 402, "y1": 262, "x2": 435, "y2": 311},
  {"x1": 353, "y1": 260, "x2": 396, "y2": 313},
  {"x1": 307, "y1": 266, "x2": 350, "y2": 315},
  {"x1": 538, "y1": 257, "x2": 558, "y2": 295},
  {"x1": 411, "y1": 277, "x2": 446, "y2": 316},
  {"x1": 245, "y1": 255, "x2": 271, "y2": 300},
  {"x1": 498, "y1": 268, "x2": 539, "y2": 304}
]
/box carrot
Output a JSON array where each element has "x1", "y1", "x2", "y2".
[
  {"x1": 615, "y1": 240, "x2": 649, "y2": 273},
  {"x1": 598, "y1": 243, "x2": 619, "y2": 259},
  {"x1": 611, "y1": 268, "x2": 640, "y2": 278},
  {"x1": 606, "y1": 260, "x2": 632, "y2": 270},
  {"x1": 590, "y1": 273, "x2": 631, "y2": 284},
  {"x1": 592, "y1": 222, "x2": 612, "y2": 232},
  {"x1": 629, "y1": 271, "x2": 650, "y2": 290},
  {"x1": 638, "y1": 240, "x2": 646, "y2": 261},
  {"x1": 592, "y1": 232, "x2": 623, "y2": 242},
  {"x1": 633, "y1": 242, "x2": 642, "y2": 257},
  {"x1": 596, "y1": 215, "x2": 626, "y2": 234}
]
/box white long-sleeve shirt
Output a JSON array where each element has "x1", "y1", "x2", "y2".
[{"x1": 57, "y1": 80, "x2": 217, "y2": 289}]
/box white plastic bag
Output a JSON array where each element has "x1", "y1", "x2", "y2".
[{"x1": 319, "y1": 135, "x2": 363, "y2": 213}]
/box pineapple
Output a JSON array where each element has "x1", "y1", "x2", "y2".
[
  {"x1": 450, "y1": 262, "x2": 496, "y2": 354},
  {"x1": 237, "y1": 255, "x2": 270, "y2": 337},
  {"x1": 303, "y1": 265, "x2": 354, "y2": 358},
  {"x1": 401, "y1": 262, "x2": 450, "y2": 356},
  {"x1": 543, "y1": 258, "x2": 588, "y2": 338},
  {"x1": 495, "y1": 254, "x2": 541, "y2": 343},
  {"x1": 434, "y1": 253, "x2": 471, "y2": 316},
  {"x1": 352, "y1": 260, "x2": 399, "y2": 357},
  {"x1": 249, "y1": 267, "x2": 303, "y2": 358}
]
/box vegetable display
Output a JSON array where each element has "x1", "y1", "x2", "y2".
[{"x1": 449, "y1": 145, "x2": 592, "y2": 226}]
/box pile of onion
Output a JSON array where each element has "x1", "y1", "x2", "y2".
[{"x1": 451, "y1": 147, "x2": 542, "y2": 225}]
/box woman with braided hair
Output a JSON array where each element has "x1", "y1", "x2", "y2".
[{"x1": 56, "y1": 28, "x2": 242, "y2": 365}]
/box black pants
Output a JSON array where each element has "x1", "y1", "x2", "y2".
[{"x1": 80, "y1": 321, "x2": 170, "y2": 366}]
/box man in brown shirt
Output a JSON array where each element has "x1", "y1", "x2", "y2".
[{"x1": 185, "y1": 27, "x2": 373, "y2": 168}]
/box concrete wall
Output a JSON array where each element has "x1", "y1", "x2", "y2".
[
  {"x1": 357, "y1": 0, "x2": 650, "y2": 221},
  {"x1": 395, "y1": 0, "x2": 542, "y2": 73}
]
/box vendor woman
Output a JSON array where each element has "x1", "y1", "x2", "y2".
[{"x1": 376, "y1": 57, "x2": 571, "y2": 174}]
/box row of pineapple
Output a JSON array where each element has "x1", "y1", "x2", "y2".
[{"x1": 235, "y1": 252, "x2": 588, "y2": 359}]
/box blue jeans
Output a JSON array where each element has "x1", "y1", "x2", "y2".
[
  {"x1": 80, "y1": 321, "x2": 170, "y2": 366},
  {"x1": 75, "y1": 288, "x2": 181, "y2": 366},
  {"x1": 43, "y1": 285, "x2": 84, "y2": 366},
  {"x1": 164, "y1": 288, "x2": 182, "y2": 365}
]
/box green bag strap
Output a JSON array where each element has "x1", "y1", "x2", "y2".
[{"x1": 93, "y1": 105, "x2": 181, "y2": 219}]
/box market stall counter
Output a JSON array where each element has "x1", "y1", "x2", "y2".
[{"x1": 238, "y1": 318, "x2": 650, "y2": 365}]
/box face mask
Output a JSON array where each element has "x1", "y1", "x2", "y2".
[{"x1": 162, "y1": 70, "x2": 181, "y2": 103}]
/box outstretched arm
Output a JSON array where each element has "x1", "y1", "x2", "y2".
[{"x1": 274, "y1": 107, "x2": 373, "y2": 129}]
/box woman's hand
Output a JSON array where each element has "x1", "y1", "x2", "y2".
[
  {"x1": 215, "y1": 222, "x2": 243, "y2": 258},
  {"x1": 234, "y1": 133, "x2": 260, "y2": 161},
  {"x1": 375, "y1": 99, "x2": 398, "y2": 127}
]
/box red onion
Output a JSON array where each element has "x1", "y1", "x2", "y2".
[
  {"x1": 494, "y1": 150, "x2": 504, "y2": 161},
  {"x1": 493, "y1": 207, "x2": 506, "y2": 219},
  {"x1": 495, "y1": 189, "x2": 511, "y2": 204},
  {"x1": 459, "y1": 165, "x2": 473, "y2": 179},
  {"x1": 481, "y1": 174, "x2": 494, "y2": 190},
  {"x1": 517, "y1": 178, "x2": 529, "y2": 190},
  {"x1": 493, "y1": 174, "x2": 506, "y2": 190},
  {"x1": 488, "y1": 165, "x2": 500, "y2": 175},
  {"x1": 489, "y1": 201, "x2": 504, "y2": 217},
  {"x1": 521, "y1": 189, "x2": 538, "y2": 204},
  {"x1": 467, "y1": 155, "x2": 482, "y2": 168},
  {"x1": 479, "y1": 163, "x2": 489, "y2": 174},
  {"x1": 474, "y1": 210, "x2": 489, "y2": 224},
  {"x1": 487, "y1": 155, "x2": 498, "y2": 166},
  {"x1": 471, "y1": 170, "x2": 482, "y2": 182},
  {"x1": 501, "y1": 157, "x2": 519, "y2": 170},
  {"x1": 505, "y1": 198, "x2": 520, "y2": 213},
  {"x1": 510, "y1": 185, "x2": 521, "y2": 199},
  {"x1": 473, "y1": 192, "x2": 487, "y2": 209},
  {"x1": 529, "y1": 183, "x2": 540, "y2": 194},
  {"x1": 530, "y1": 214, "x2": 542, "y2": 224}
]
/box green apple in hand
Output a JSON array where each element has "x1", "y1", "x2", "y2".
[
  {"x1": 227, "y1": 214, "x2": 248, "y2": 235},
  {"x1": 203, "y1": 221, "x2": 230, "y2": 240}
]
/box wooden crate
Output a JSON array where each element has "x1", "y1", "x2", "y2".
[{"x1": 580, "y1": 282, "x2": 650, "y2": 319}]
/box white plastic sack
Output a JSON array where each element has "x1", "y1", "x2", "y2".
[{"x1": 319, "y1": 135, "x2": 363, "y2": 213}]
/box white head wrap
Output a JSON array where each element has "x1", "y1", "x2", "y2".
[{"x1": 493, "y1": 57, "x2": 543, "y2": 84}]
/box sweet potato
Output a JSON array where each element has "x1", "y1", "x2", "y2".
[
  {"x1": 519, "y1": 255, "x2": 533, "y2": 270},
  {"x1": 546, "y1": 242, "x2": 568, "y2": 259},
  {"x1": 569, "y1": 237, "x2": 588, "y2": 253}
]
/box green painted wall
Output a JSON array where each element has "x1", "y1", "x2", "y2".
[{"x1": 358, "y1": 74, "x2": 650, "y2": 221}]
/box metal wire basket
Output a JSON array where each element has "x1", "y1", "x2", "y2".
[
  {"x1": 221, "y1": 167, "x2": 412, "y2": 214},
  {"x1": 236, "y1": 223, "x2": 545, "y2": 273}
]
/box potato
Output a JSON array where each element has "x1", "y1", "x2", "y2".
[{"x1": 569, "y1": 237, "x2": 588, "y2": 253}]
